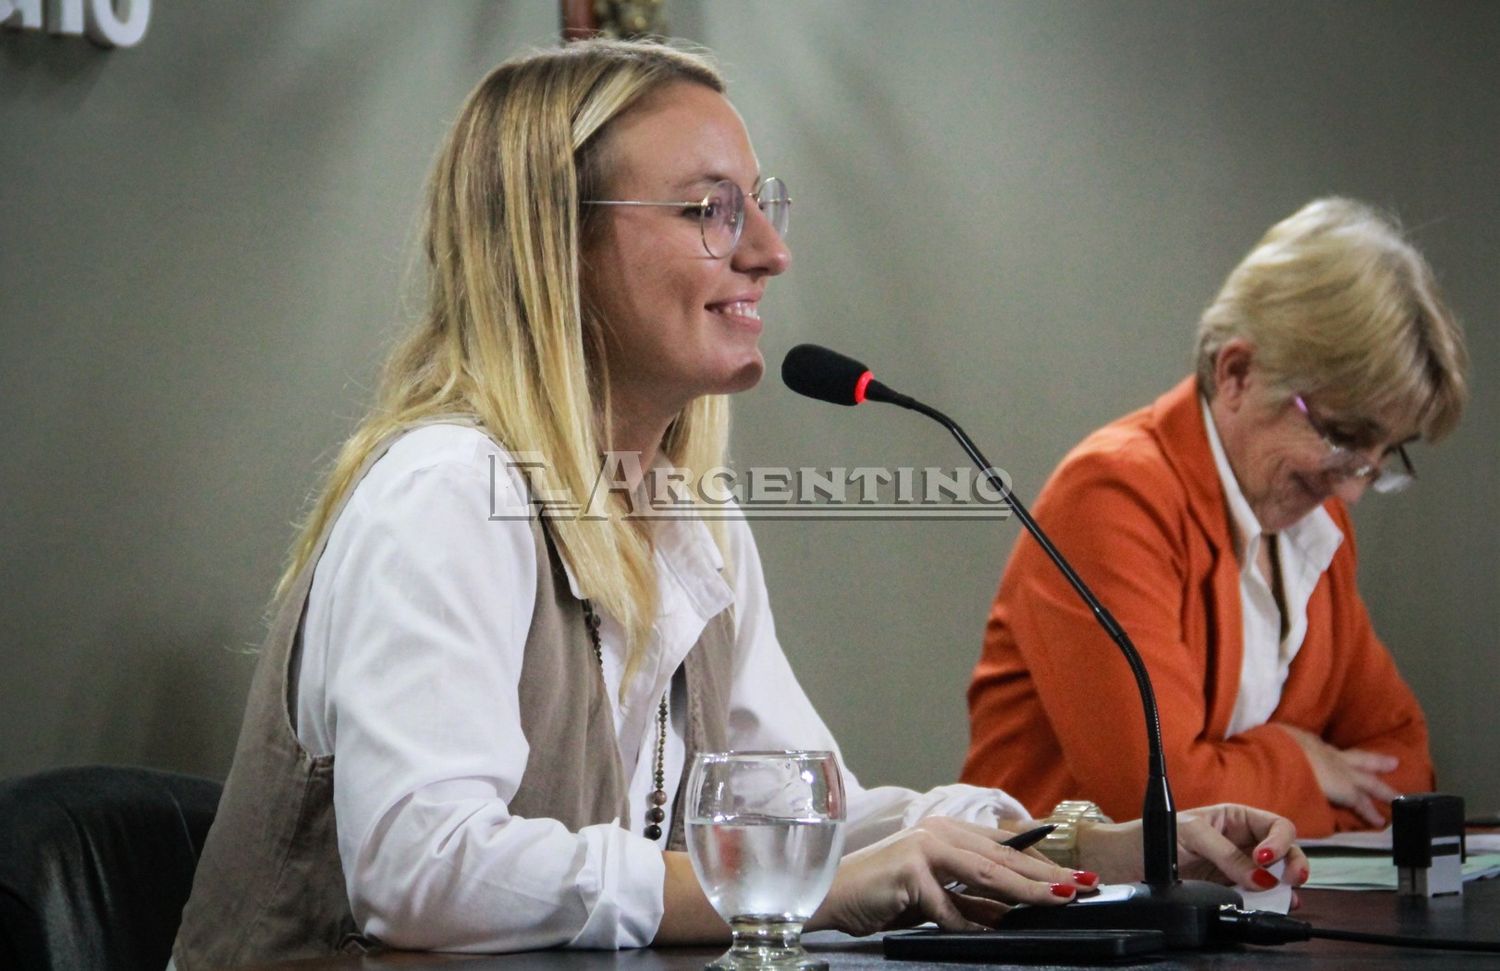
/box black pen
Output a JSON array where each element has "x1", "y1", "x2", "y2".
[
  {"x1": 1002, "y1": 823, "x2": 1057, "y2": 852},
  {"x1": 941, "y1": 823, "x2": 1060, "y2": 895}
]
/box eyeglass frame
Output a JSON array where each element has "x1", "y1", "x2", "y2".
[
  {"x1": 580, "y1": 176, "x2": 790, "y2": 259},
  {"x1": 1291, "y1": 394, "x2": 1416, "y2": 495}
]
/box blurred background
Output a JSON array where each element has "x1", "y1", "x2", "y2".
[{"x1": 2, "y1": 0, "x2": 1495, "y2": 814}]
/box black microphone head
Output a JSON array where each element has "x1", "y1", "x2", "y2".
[{"x1": 781, "y1": 343, "x2": 875, "y2": 406}]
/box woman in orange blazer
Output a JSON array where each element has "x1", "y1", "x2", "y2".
[{"x1": 962, "y1": 198, "x2": 1468, "y2": 837}]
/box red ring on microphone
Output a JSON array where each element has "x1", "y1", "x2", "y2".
[{"x1": 853, "y1": 371, "x2": 874, "y2": 404}]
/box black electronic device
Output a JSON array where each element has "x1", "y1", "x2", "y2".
[
  {"x1": 883, "y1": 927, "x2": 1166, "y2": 963},
  {"x1": 1393, "y1": 793, "x2": 1465, "y2": 897}
]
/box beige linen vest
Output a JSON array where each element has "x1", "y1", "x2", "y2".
[{"x1": 173, "y1": 429, "x2": 734, "y2": 969}]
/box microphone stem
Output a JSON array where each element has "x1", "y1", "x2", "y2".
[{"x1": 890, "y1": 392, "x2": 1179, "y2": 888}]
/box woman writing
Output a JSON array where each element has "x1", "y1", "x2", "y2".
[
  {"x1": 174, "y1": 39, "x2": 1305, "y2": 968},
  {"x1": 964, "y1": 198, "x2": 1467, "y2": 835}
]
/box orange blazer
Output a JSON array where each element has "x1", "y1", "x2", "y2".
[{"x1": 961, "y1": 377, "x2": 1433, "y2": 836}]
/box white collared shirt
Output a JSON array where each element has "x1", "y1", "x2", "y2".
[
  {"x1": 1199, "y1": 399, "x2": 1343, "y2": 737},
  {"x1": 294, "y1": 424, "x2": 1027, "y2": 952}
]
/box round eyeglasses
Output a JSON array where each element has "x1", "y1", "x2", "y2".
[
  {"x1": 1292, "y1": 395, "x2": 1416, "y2": 495},
  {"x1": 582, "y1": 177, "x2": 790, "y2": 259}
]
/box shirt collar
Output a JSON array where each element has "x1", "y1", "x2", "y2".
[
  {"x1": 651, "y1": 512, "x2": 733, "y2": 620},
  {"x1": 555, "y1": 504, "x2": 732, "y2": 622}
]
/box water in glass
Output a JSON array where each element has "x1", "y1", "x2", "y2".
[
  {"x1": 687, "y1": 815, "x2": 844, "y2": 922},
  {"x1": 686, "y1": 751, "x2": 845, "y2": 970}
]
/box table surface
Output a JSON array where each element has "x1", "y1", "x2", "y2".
[{"x1": 237, "y1": 878, "x2": 1500, "y2": 970}]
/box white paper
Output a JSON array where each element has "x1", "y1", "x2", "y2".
[
  {"x1": 1302, "y1": 852, "x2": 1500, "y2": 891},
  {"x1": 1238, "y1": 860, "x2": 1293, "y2": 913},
  {"x1": 1300, "y1": 827, "x2": 1500, "y2": 853}
]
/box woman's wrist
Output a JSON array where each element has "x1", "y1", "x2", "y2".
[
  {"x1": 1077, "y1": 819, "x2": 1160, "y2": 884},
  {"x1": 1074, "y1": 820, "x2": 1120, "y2": 880}
]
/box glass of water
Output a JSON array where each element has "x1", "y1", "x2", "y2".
[{"x1": 686, "y1": 751, "x2": 846, "y2": 970}]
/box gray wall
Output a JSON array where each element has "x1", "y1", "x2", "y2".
[{"x1": 3, "y1": 1, "x2": 1496, "y2": 816}]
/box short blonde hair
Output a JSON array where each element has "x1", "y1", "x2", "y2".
[
  {"x1": 1196, "y1": 197, "x2": 1468, "y2": 441},
  {"x1": 279, "y1": 39, "x2": 730, "y2": 686}
]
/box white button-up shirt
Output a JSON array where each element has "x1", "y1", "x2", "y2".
[
  {"x1": 1200, "y1": 399, "x2": 1343, "y2": 737},
  {"x1": 294, "y1": 424, "x2": 1027, "y2": 952}
]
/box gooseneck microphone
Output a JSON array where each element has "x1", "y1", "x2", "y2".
[
  {"x1": 782, "y1": 342, "x2": 1500, "y2": 957},
  {"x1": 781, "y1": 343, "x2": 1239, "y2": 947}
]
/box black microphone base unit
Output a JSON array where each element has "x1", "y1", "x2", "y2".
[{"x1": 1001, "y1": 879, "x2": 1244, "y2": 949}]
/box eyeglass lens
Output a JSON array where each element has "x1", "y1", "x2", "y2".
[
  {"x1": 1321, "y1": 446, "x2": 1413, "y2": 495},
  {"x1": 757, "y1": 177, "x2": 790, "y2": 238},
  {"x1": 1295, "y1": 395, "x2": 1414, "y2": 494},
  {"x1": 1370, "y1": 451, "x2": 1414, "y2": 494},
  {"x1": 699, "y1": 181, "x2": 745, "y2": 259},
  {"x1": 699, "y1": 178, "x2": 791, "y2": 259}
]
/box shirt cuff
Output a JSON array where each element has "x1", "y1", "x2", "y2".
[
  {"x1": 570, "y1": 821, "x2": 667, "y2": 949},
  {"x1": 898, "y1": 783, "x2": 1033, "y2": 828}
]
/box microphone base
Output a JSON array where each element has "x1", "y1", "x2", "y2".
[{"x1": 1001, "y1": 880, "x2": 1243, "y2": 949}]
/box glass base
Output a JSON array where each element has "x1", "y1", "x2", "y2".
[{"x1": 705, "y1": 917, "x2": 824, "y2": 970}]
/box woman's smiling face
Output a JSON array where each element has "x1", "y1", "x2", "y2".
[{"x1": 582, "y1": 81, "x2": 792, "y2": 418}]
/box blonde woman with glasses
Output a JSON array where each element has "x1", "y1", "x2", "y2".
[
  {"x1": 171, "y1": 39, "x2": 1306, "y2": 968},
  {"x1": 965, "y1": 198, "x2": 1468, "y2": 838}
]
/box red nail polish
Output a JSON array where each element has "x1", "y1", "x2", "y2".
[
  {"x1": 1073, "y1": 870, "x2": 1100, "y2": 888},
  {"x1": 1297, "y1": 866, "x2": 1310, "y2": 885},
  {"x1": 1251, "y1": 868, "x2": 1278, "y2": 890},
  {"x1": 1050, "y1": 883, "x2": 1076, "y2": 898},
  {"x1": 1255, "y1": 847, "x2": 1275, "y2": 865}
]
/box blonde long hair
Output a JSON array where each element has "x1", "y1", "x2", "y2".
[{"x1": 278, "y1": 39, "x2": 730, "y2": 684}]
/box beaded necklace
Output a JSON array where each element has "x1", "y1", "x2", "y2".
[{"x1": 582, "y1": 598, "x2": 669, "y2": 840}]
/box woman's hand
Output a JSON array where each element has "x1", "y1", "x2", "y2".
[
  {"x1": 807, "y1": 816, "x2": 1097, "y2": 936},
  {"x1": 1077, "y1": 803, "x2": 1310, "y2": 894},
  {"x1": 1276, "y1": 723, "x2": 1400, "y2": 827}
]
